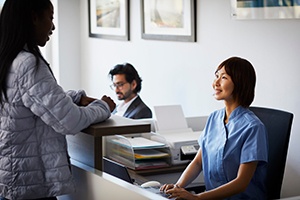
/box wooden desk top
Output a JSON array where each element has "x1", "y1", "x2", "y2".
[{"x1": 81, "y1": 115, "x2": 151, "y2": 137}]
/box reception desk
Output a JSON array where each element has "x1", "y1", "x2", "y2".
[
  {"x1": 65, "y1": 115, "x2": 205, "y2": 199},
  {"x1": 58, "y1": 160, "x2": 168, "y2": 200},
  {"x1": 67, "y1": 115, "x2": 151, "y2": 171}
]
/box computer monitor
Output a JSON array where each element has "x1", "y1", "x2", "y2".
[
  {"x1": 102, "y1": 157, "x2": 133, "y2": 184},
  {"x1": 103, "y1": 157, "x2": 175, "y2": 199}
]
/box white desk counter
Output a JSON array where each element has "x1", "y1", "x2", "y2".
[
  {"x1": 280, "y1": 197, "x2": 300, "y2": 200},
  {"x1": 58, "y1": 160, "x2": 167, "y2": 200}
]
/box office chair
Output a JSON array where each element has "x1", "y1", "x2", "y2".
[{"x1": 249, "y1": 106, "x2": 293, "y2": 199}]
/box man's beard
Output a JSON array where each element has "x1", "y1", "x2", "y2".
[{"x1": 117, "y1": 91, "x2": 131, "y2": 101}]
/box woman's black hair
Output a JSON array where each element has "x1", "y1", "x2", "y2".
[
  {"x1": 216, "y1": 57, "x2": 256, "y2": 107},
  {"x1": 0, "y1": 0, "x2": 52, "y2": 105}
]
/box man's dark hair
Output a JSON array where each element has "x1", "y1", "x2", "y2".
[{"x1": 109, "y1": 63, "x2": 142, "y2": 94}]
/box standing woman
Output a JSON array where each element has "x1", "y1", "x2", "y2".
[
  {"x1": 0, "y1": 0, "x2": 115, "y2": 200},
  {"x1": 161, "y1": 57, "x2": 268, "y2": 199}
]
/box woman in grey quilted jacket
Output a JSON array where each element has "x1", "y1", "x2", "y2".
[{"x1": 0, "y1": 0, "x2": 116, "y2": 199}]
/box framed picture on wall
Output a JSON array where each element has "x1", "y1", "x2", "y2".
[
  {"x1": 231, "y1": 0, "x2": 300, "y2": 19},
  {"x1": 88, "y1": 0, "x2": 129, "y2": 40},
  {"x1": 141, "y1": 0, "x2": 196, "y2": 42}
]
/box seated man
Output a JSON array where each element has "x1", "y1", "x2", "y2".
[{"x1": 108, "y1": 63, "x2": 152, "y2": 119}]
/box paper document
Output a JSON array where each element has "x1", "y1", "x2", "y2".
[
  {"x1": 154, "y1": 105, "x2": 188, "y2": 131},
  {"x1": 151, "y1": 129, "x2": 202, "y2": 148},
  {"x1": 134, "y1": 149, "x2": 169, "y2": 159},
  {"x1": 111, "y1": 137, "x2": 165, "y2": 149},
  {"x1": 135, "y1": 159, "x2": 169, "y2": 169}
]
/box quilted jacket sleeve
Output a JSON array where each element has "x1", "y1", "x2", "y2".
[
  {"x1": 66, "y1": 89, "x2": 86, "y2": 105},
  {"x1": 18, "y1": 53, "x2": 111, "y2": 135}
]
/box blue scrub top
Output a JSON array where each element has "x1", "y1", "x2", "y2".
[{"x1": 199, "y1": 106, "x2": 268, "y2": 199}]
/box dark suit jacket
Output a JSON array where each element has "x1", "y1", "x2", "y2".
[{"x1": 116, "y1": 96, "x2": 152, "y2": 119}]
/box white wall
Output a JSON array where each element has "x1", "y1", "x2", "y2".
[
  {"x1": 47, "y1": 0, "x2": 81, "y2": 90},
  {"x1": 54, "y1": 0, "x2": 300, "y2": 198}
]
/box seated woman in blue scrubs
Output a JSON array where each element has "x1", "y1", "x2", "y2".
[{"x1": 160, "y1": 57, "x2": 268, "y2": 200}]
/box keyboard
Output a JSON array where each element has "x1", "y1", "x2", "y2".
[{"x1": 142, "y1": 186, "x2": 175, "y2": 199}]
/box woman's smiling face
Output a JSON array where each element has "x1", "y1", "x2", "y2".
[{"x1": 212, "y1": 66, "x2": 235, "y2": 103}]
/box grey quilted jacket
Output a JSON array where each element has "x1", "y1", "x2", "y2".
[{"x1": 0, "y1": 50, "x2": 111, "y2": 200}]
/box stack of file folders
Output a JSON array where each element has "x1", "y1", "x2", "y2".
[{"x1": 105, "y1": 133, "x2": 172, "y2": 170}]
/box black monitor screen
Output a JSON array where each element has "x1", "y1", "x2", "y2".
[{"x1": 102, "y1": 157, "x2": 133, "y2": 184}]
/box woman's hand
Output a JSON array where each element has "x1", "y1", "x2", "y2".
[
  {"x1": 79, "y1": 95, "x2": 116, "y2": 112},
  {"x1": 160, "y1": 184, "x2": 197, "y2": 200},
  {"x1": 79, "y1": 95, "x2": 96, "y2": 106},
  {"x1": 101, "y1": 95, "x2": 116, "y2": 112},
  {"x1": 160, "y1": 183, "x2": 176, "y2": 192}
]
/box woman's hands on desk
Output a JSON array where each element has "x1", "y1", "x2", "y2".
[
  {"x1": 101, "y1": 95, "x2": 116, "y2": 112},
  {"x1": 79, "y1": 95, "x2": 116, "y2": 112},
  {"x1": 160, "y1": 184, "x2": 198, "y2": 200},
  {"x1": 79, "y1": 95, "x2": 96, "y2": 106}
]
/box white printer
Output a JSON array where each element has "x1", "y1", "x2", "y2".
[{"x1": 150, "y1": 105, "x2": 202, "y2": 165}]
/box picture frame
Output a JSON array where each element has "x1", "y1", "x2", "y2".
[
  {"x1": 88, "y1": 0, "x2": 129, "y2": 40},
  {"x1": 141, "y1": 0, "x2": 196, "y2": 42},
  {"x1": 231, "y1": 0, "x2": 300, "y2": 19}
]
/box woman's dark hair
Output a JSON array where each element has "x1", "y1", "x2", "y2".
[
  {"x1": 216, "y1": 57, "x2": 256, "y2": 107},
  {"x1": 109, "y1": 63, "x2": 142, "y2": 94},
  {"x1": 0, "y1": 0, "x2": 52, "y2": 105}
]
